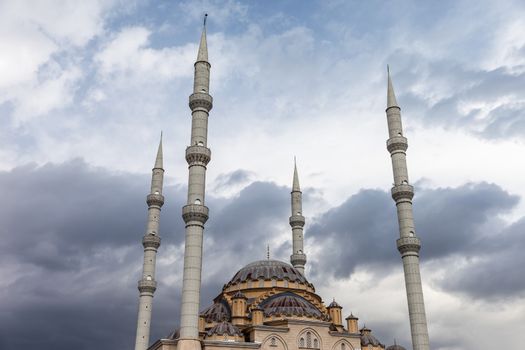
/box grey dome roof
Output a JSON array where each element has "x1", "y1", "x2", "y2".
[
  {"x1": 259, "y1": 291, "x2": 329, "y2": 321},
  {"x1": 200, "y1": 298, "x2": 231, "y2": 322},
  {"x1": 225, "y1": 260, "x2": 310, "y2": 288},
  {"x1": 386, "y1": 345, "x2": 406, "y2": 350},
  {"x1": 360, "y1": 328, "x2": 385, "y2": 347},
  {"x1": 206, "y1": 321, "x2": 243, "y2": 337}
]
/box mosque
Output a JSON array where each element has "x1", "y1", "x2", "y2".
[{"x1": 132, "y1": 17, "x2": 430, "y2": 350}]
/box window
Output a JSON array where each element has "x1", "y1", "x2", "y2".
[
  {"x1": 341, "y1": 343, "x2": 346, "y2": 350},
  {"x1": 313, "y1": 339, "x2": 318, "y2": 349},
  {"x1": 270, "y1": 337, "x2": 277, "y2": 347},
  {"x1": 300, "y1": 338, "x2": 305, "y2": 347},
  {"x1": 306, "y1": 332, "x2": 312, "y2": 348}
]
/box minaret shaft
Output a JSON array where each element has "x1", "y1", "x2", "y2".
[
  {"x1": 290, "y1": 162, "x2": 306, "y2": 274},
  {"x1": 385, "y1": 70, "x2": 430, "y2": 350},
  {"x1": 134, "y1": 140, "x2": 164, "y2": 350},
  {"x1": 178, "y1": 20, "x2": 212, "y2": 350}
]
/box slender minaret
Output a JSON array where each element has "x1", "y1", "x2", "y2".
[
  {"x1": 134, "y1": 135, "x2": 164, "y2": 350},
  {"x1": 290, "y1": 159, "x2": 307, "y2": 274},
  {"x1": 385, "y1": 66, "x2": 430, "y2": 350},
  {"x1": 178, "y1": 15, "x2": 212, "y2": 350}
]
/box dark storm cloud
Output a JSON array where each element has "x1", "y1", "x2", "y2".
[
  {"x1": 0, "y1": 160, "x2": 187, "y2": 350},
  {"x1": 307, "y1": 182, "x2": 524, "y2": 299},
  {"x1": 2, "y1": 161, "x2": 524, "y2": 350},
  {"x1": 212, "y1": 169, "x2": 254, "y2": 190}
]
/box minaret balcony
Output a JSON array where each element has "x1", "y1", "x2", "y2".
[
  {"x1": 138, "y1": 279, "x2": 157, "y2": 294},
  {"x1": 397, "y1": 236, "x2": 421, "y2": 255},
  {"x1": 189, "y1": 92, "x2": 213, "y2": 111},
  {"x1": 182, "y1": 204, "x2": 209, "y2": 224},
  {"x1": 146, "y1": 193, "x2": 165, "y2": 207},
  {"x1": 186, "y1": 145, "x2": 211, "y2": 166},
  {"x1": 386, "y1": 136, "x2": 408, "y2": 153},
  {"x1": 291, "y1": 253, "x2": 307, "y2": 266},
  {"x1": 289, "y1": 214, "x2": 305, "y2": 227},
  {"x1": 142, "y1": 234, "x2": 161, "y2": 249},
  {"x1": 391, "y1": 184, "x2": 414, "y2": 202}
]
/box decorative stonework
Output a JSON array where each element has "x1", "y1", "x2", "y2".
[
  {"x1": 396, "y1": 236, "x2": 421, "y2": 254},
  {"x1": 189, "y1": 92, "x2": 213, "y2": 111},
  {"x1": 391, "y1": 184, "x2": 414, "y2": 202},
  {"x1": 138, "y1": 279, "x2": 157, "y2": 294},
  {"x1": 182, "y1": 204, "x2": 209, "y2": 224},
  {"x1": 289, "y1": 215, "x2": 305, "y2": 227},
  {"x1": 142, "y1": 234, "x2": 161, "y2": 249},
  {"x1": 146, "y1": 193, "x2": 165, "y2": 207},
  {"x1": 186, "y1": 145, "x2": 211, "y2": 166},
  {"x1": 386, "y1": 136, "x2": 408, "y2": 153},
  {"x1": 291, "y1": 253, "x2": 307, "y2": 266}
]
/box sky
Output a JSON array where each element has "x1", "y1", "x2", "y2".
[{"x1": 1, "y1": 0, "x2": 525, "y2": 349}]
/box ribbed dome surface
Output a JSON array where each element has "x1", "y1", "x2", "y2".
[
  {"x1": 200, "y1": 299, "x2": 231, "y2": 322},
  {"x1": 206, "y1": 321, "x2": 243, "y2": 337},
  {"x1": 360, "y1": 330, "x2": 384, "y2": 347},
  {"x1": 226, "y1": 260, "x2": 308, "y2": 287},
  {"x1": 259, "y1": 292, "x2": 329, "y2": 320},
  {"x1": 386, "y1": 345, "x2": 406, "y2": 350}
]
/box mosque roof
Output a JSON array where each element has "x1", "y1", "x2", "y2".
[
  {"x1": 386, "y1": 344, "x2": 406, "y2": 350},
  {"x1": 259, "y1": 291, "x2": 329, "y2": 321},
  {"x1": 205, "y1": 321, "x2": 243, "y2": 337},
  {"x1": 360, "y1": 328, "x2": 385, "y2": 347},
  {"x1": 225, "y1": 260, "x2": 309, "y2": 287},
  {"x1": 200, "y1": 298, "x2": 231, "y2": 322}
]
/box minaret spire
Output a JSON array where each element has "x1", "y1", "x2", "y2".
[
  {"x1": 134, "y1": 135, "x2": 165, "y2": 350},
  {"x1": 385, "y1": 67, "x2": 430, "y2": 350},
  {"x1": 178, "y1": 16, "x2": 213, "y2": 350},
  {"x1": 290, "y1": 159, "x2": 307, "y2": 274},
  {"x1": 197, "y1": 14, "x2": 208, "y2": 63}
]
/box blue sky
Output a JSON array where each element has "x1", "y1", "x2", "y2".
[{"x1": 1, "y1": 1, "x2": 525, "y2": 350}]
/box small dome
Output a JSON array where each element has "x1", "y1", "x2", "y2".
[
  {"x1": 360, "y1": 327, "x2": 385, "y2": 347},
  {"x1": 259, "y1": 291, "x2": 329, "y2": 321},
  {"x1": 225, "y1": 260, "x2": 309, "y2": 288},
  {"x1": 200, "y1": 299, "x2": 231, "y2": 322},
  {"x1": 206, "y1": 321, "x2": 243, "y2": 337},
  {"x1": 386, "y1": 345, "x2": 406, "y2": 350},
  {"x1": 328, "y1": 299, "x2": 342, "y2": 308}
]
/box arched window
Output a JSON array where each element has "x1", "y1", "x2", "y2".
[
  {"x1": 270, "y1": 337, "x2": 277, "y2": 347},
  {"x1": 313, "y1": 339, "x2": 318, "y2": 349},
  {"x1": 306, "y1": 332, "x2": 312, "y2": 348},
  {"x1": 300, "y1": 338, "x2": 305, "y2": 347},
  {"x1": 341, "y1": 343, "x2": 346, "y2": 350}
]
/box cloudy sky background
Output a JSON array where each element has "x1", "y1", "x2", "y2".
[{"x1": 1, "y1": 1, "x2": 525, "y2": 349}]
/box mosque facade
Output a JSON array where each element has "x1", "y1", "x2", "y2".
[{"x1": 133, "y1": 17, "x2": 430, "y2": 350}]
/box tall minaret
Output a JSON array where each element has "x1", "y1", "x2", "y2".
[
  {"x1": 178, "y1": 15, "x2": 212, "y2": 350},
  {"x1": 290, "y1": 159, "x2": 307, "y2": 274},
  {"x1": 134, "y1": 135, "x2": 164, "y2": 350},
  {"x1": 385, "y1": 66, "x2": 430, "y2": 350}
]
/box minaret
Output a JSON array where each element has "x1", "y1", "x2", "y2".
[
  {"x1": 178, "y1": 15, "x2": 212, "y2": 350},
  {"x1": 290, "y1": 159, "x2": 307, "y2": 274},
  {"x1": 385, "y1": 66, "x2": 430, "y2": 350},
  {"x1": 134, "y1": 136, "x2": 164, "y2": 350}
]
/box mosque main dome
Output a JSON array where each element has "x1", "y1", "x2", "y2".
[{"x1": 224, "y1": 259, "x2": 312, "y2": 288}]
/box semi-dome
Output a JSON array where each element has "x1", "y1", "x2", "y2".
[
  {"x1": 206, "y1": 321, "x2": 243, "y2": 337},
  {"x1": 259, "y1": 291, "x2": 329, "y2": 321},
  {"x1": 360, "y1": 327, "x2": 385, "y2": 347},
  {"x1": 200, "y1": 298, "x2": 231, "y2": 322},
  {"x1": 225, "y1": 260, "x2": 309, "y2": 288},
  {"x1": 386, "y1": 344, "x2": 406, "y2": 350}
]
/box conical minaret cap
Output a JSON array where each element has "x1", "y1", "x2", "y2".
[
  {"x1": 292, "y1": 157, "x2": 300, "y2": 192},
  {"x1": 197, "y1": 14, "x2": 208, "y2": 62},
  {"x1": 154, "y1": 132, "x2": 163, "y2": 169},
  {"x1": 387, "y1": 65, "x2": 399, "y2": 109}
]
